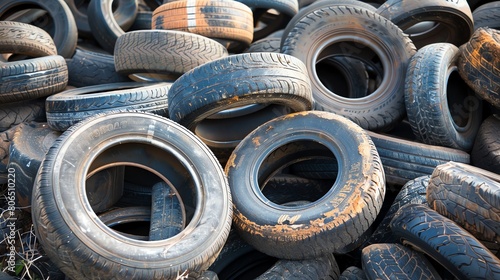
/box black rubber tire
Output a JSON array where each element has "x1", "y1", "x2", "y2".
[
  {"x1": 339, "y1": 266, "x2": 367, "y2": 280},
  {"x1": 262, "y1": 174, "x2": 332, "y2": 204},
  {"x1": 471, "y1": 114, "x2": 500, "y2": 174},
  {"x1": 45, "y1": 82, "x2": 172, "y2": 131},
  {"x1": 458, "y1": 27, "x2": 500, "y2": 109},
  {"x1": 473, "y1": 2, "x2": 500, "y2": 30},
  {"x1": 152, "y1": 0, "x2": 254, "y2": 49},
  {"x1": 129, "y1": 11, "x2": 153, "y2": 31},
  {"x1": 31, "y1": 111, "x2": 232, "y2": 279},
  {"x1": 0, "y1": 21, "x2": 57, "y2": 57},
  {"x1": 390, "y1": 204, "x2": 500, "y2": 279},
  {"x1": 0, "y1": 0, "x2": 78, "y2": 58},
  {"x1": 361, "y1": 243, "x2": 441, "y2": 280},
  {"x1": 0, "y1": 125, "x2": 17, "y2": 184},
  {"x1": 66, "y1": 48, "x2": 131, "y2": 87},
  {"x1": 255, "y1": 254, "x2": 340, "y2": 280},
  {"x1": 281, "y1": 6, "x2": 416, "y2": 131},
  {"x1": 405, "y1": 43, "x2": 483, "y2": 151},
  {"x1": 246, "y1": 37, "x2": 281, "y2": 53},
  {"x1": 427, "y1": 162, "x2": 500, "y2": 254},
  {"x1": 0, "y1": 55, "x2": 68, "y2": 103},
  {"x1": 149, "y1": 181, "x2": 184, "y2": 241},
  {"x1": 115, "y1": 181, "x2": 153, "y2": 207},
  {"x1": 114, "y1": 30, "x2": 228, "y2": 77},
  {"x1": 226, "y1": 111, "x2": 385, "y2": 259},
  {"x1": 376, "y1": 0, "x2": 474, "y2": 49},
  {"x1": 168, "y1": 52, "x2": 313, "y2": 130},
  {"x1": 367, "y1": 131, "x2": 471, "y2": 186},
  {"x1": 0, "y1": 98, "x2": 46, "y2": 132},
  {"x1": 98, "y1": 206, "x2": 151, "y2": 241},
  {"x1": 87, "y1": 0, "x2": 138, "y2": 54}
]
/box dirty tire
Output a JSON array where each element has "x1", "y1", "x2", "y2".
[
  {"x1": 31, "y1": 111, "x2": 232, "y2": 279},
  {"x1": 376, "y1": 0, "x2": 473, "y2": 49},
  {"x1": 339, "y1": 266, "x2": 367, "y2": 280},
  {"x1": 471, "y1": 114, "x2": 500, "y2": 174},
  {"x1": 226, "y1": 111, "x2": 385, "y2": 259},
  {"x1": 427, "y1": 162, "x2": 500, "y2": 254},
  {"x1": 66, "y1": 48, "x2": 131, "y2": 87},
  {"x1": 0, "y1": 21, "x2": 57, "y2": 57},
  {"x1": 390, "y1": 204, "x2": 500, "y2": 279},
  {"x1": 361, "y1": 243, "x2": 441, "y2": 280},
  {"x1": 458, "y1": 27, "x2": 500, "y2": 109},
  {"x1": 46, "y1": 82, "x2": 172, "y2": 131},
  {"x1": 168, "y1": 52, "x2": 313, "y2": 130},
  {"x1": 255, "y1": 254, "x2": 340, "y2": 280},
  {"x1": 0, "y1": 98, "x2": 46, "y2": 132},
  {"x1": 0, "y1": 55, "x2": 68, "y2": 103},
  {"x1": 0, "y1": 125, "x2": 17, "y2": 184},
  {"x1": 149, "y1": 181, "x2": 184, "y2": 241},
  {"x1": 152, "y1": 0, "x2": 254, "y2": 49},
  {"x1": 405, "y1": 43, "x2": 482, "y2": 151},
  {"x1": 0, "y1": 0, "x2": 78, "y2": 58},
  {"x1": 473, "y1": 2, "x2": 500, "y2": 30},
  {"x1": 281, "y1": 6, "x2": 416, "y2": 131},
  {"x1": 88, "y1": 0, "x2": 138, "y2": 53},
  {"x1": 114, "y1": 30, "x2": 228, "y2": 77}
]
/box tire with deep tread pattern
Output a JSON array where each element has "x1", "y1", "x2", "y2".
[
  {"x1": 255, "y1": 254, "x2": 340, "y2": 280},
  {"x1": 0, "y1": 21, "x2": 57, "y2": 57},
  {"x1": 0, "y1": 98, "x2": 46, "y2": 132},
  {"x1": 471, "y1": 114, "x2": 500, "y2": 174},
  {"x1": 46, "y1": 82, "x2": 172, "y2": 131},
  {"x1": 361, "y1": 243, "x2": 441, "y2": 280},
  {"x1": 390, "y1": 204, "x2": 500, "y2": 279},
  {"x1": 473, "y1": 2, "x2": 500, "y2": 30},
  {"x1": 339, "y1": 266, "x2": 367, "y2": 280},
  {"x1": 149, "y1": 181, "x2": 184, "y2": 241},
  {"x1": 226, "y1": 111, "x2": 385, "y2": 259}
]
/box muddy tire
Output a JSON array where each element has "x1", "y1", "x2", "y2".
[
  {"x1": 405, "y1": 43, "x2": 482, "y2": 151},
  {"x1": 226, "y1": 111, "x2": 385, "y2": 259},
  {"x1": 0, "y1": 21, "x2": 57, "y2": 57},
  {"x1": 31, "y1": 111, "x2": 232, "y2": 279},
  {"x1": 471, "y1": 115, "x2": 500, "y2": 174},
  {"x1": 458, "y1": 27, "x2": 500, "y2": 109}
]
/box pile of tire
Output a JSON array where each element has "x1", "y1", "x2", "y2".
[{"x1": 0, "y1": 0, "x2": 499, "y2": 279}]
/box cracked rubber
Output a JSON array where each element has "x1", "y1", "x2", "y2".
[{"x1": 471, "y1": 114, "x2": 500, "y2": 174}]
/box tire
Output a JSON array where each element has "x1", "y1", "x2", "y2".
[
  {"x1": 98, "y1": 206, "x2": 151, "y2": 241},
  {"x1": 149, "y1": 181, "x2": 184, "y2": 241},
  {"x1": 66, "y1": 48, "x2": 131, "y2": 87},
  {"x1": 281, "y1": 6, "x2": 416, "y2": 131},
  {"x1": 87, "y1": 0, "x2": 138, "y2": 54},
  {"x1": 339, "y1": 266, "x2": 367, "y2": 280},
  {"x1": 255, "y1": 254, "x2": 340, "y2": 280},
  {"x1": 0, "y1": 98, "x2": 46, "y2": 132},
  {"x1": 361, "y1": 243, "x2": 441, "y2": 280},
  {"x1": 0, "y1": 125, "x2": 17, "y2": 184},
  {"x1": 376, "y1": 0, "x2": 474, "y2": 49},
  {"x1": 226, "y1": 111, "x2": 385, "y2": 259},
  {"x1": 31, "y1": 111, "x2": 232, "y2": 279},
  {"x1": 0, "y1": 21, "x2": 57, "y2": 57},
  {"x1": 115, "y1": 181, "x2": 153, "y2": 207},
  {"x1": 262, "y1": 174, "x2": 332, "y2": 204},
  {"x1": 405, "y1": 43, "x2": 483, "y2": 151},
  {"x1": 473, "y1": 2, "x2": 500, "y2": 30},
  {"x1": 471, "y1": 114, "x2": 500, "y2": 174},
  {"x1": 45, "y1": 82, "x2": 172, "y2": 131},
  {"x1": 0, "y1": 55, "x2": 68, "y2": 103},
  {"x1": 129, "y1": 11, "x2": 153, "y2": 31},
  {"x1": 246, "y1": 37, "x2": 281, "y2": 53},
  {"x1": 152, "y1": 0, "x2": 254, "y2": 49},
  {"x1": 114, "y1": 30, "x2": 228, "y2": 77},
  {"x1": 427, "y1": 162, "x2": 500, "y2": 254},
  {"x1": 458, "y1": 27, "x2": 500, "y2": 109},
  {"x1": 0, "y1": 0, "x2": 78, "y2": 58},
  {"x1": 389, "y1": 204, "x2": 500, "y2": 279},
  {"x1": 367, "y1": 131, "x2": 471, "y2": 186},
  {"x1": 168, "y1": 53, "x2": 313, "y2": 130}
]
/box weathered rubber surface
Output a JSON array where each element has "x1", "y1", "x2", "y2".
[
  {"x1": 405, "y1": 43, "x2": 482, "y2": 151},
  {"x1": 152, "y1": 0, "x2": 254, "y2": 48},
  {"x1": 471, "y1": 114, "x2": 500, "y2": 174},
  {"x1": 458, "y1": 27, "x2": 500, "y2": 109},
  {"x1": 376, "y1": 0, "x2": 473, "y2": 49},
  {"x1": 88, "y1": 0, "x2": 138, "y2": 53},
  {"x1": 168, "y1": 52, "x2": 313, "y2": 130},
  {"x1": 339, "y1": 266, "x2": 367, "y2": 280},
  {"x1": 0, "y1": 98, "x2": 46, "y2": 132},
  {"x1": 255, "y1": 254, "x2": 340, "y2": 280},
  {"x1": 0, "y1": 21, "x2": 57, "y2": 57},
  {"x1": 115, "y1": 181, "x2": 152, "y2": 207},
  {"x1": 473, "y1": 2, "x2": 500, "y2": 29},
  {"x1": 129, "y1": 11, "x2": 153, "y2": 31},
  {"x1": 31, "y1": 111, "x2": 232, "y2": 279},
  {"x1": 66, "y1": 48, "x2": 131, "y2": 87},
  {"x1": 0, "y1": 55, "x2": 68, "y2": 103},
  {"x1": 114, "y1": 30, "x2": 228, "y2": 76},
  {"x1": 0, "y1": 0, "x2": 78, "y2": 58},
  {"x1": 0, "y1": 125, "x2": 17, "y2": 184},
  {"x1": 246, "y1": 37, "x2": 281, "y2": 53},
  {"x1": 390, "y1": 204, "x2": 500, "y2": 279},
  {"x1": 262, "y1": 174, "x2": 332, "y2": 205},
  {"x1": 288, "y1": 158, "x2": 339, "y2": 180},
  {"x1": 46, "y1": 82, "x2": 172, "y2": 131},
  {"x1": 361, "y1": 243, "x2": 441, "y2": 280},
  {"x1": 427, "y1": 162, "x2": 500, "y2": 254},
  {"x1": 98, "y1": 206, "x2": 151, "y2": 241},
  {"x1": 149, "y1": 181, "x2": 184, "y2": 241},
  {"x1": 367, "y1": 131, "x2": 470, "y2": 186},
  {"x1": 282, "y1": 6, "x2": 416, "y2": 131},
  {"x1": 236, "y1": 0, "x2": 298, "y2": 18},
  {"x1": 226, "y1": 111, "x2": 385, "y2": 259}
]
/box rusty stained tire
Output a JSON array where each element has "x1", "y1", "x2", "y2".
[
  {"x1": 31, "y1": 111, "x2": 232, "y2": 279},
  {"x1": 152, "y1": 0, "x2": 254, "y2": 49},
  {"x1": 376, "y1": 0, "x2": 473, "y2": 49},
  {"x1": 226, "y1": 111, "x2": 385, "y2": 259},
  {"x1": 0, "y1": 21, "x2": 57, "y2": 57},
  {"x1": 458, "y1": 27, "x2": 500, "y2": 109}
]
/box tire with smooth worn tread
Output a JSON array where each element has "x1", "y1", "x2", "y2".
[
  {"x1": 471, "y1": 114, "x2": 500, "y2": 174},
  {"x1": 473, "y1": 2, "x2": 500, "y2": 30}
]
